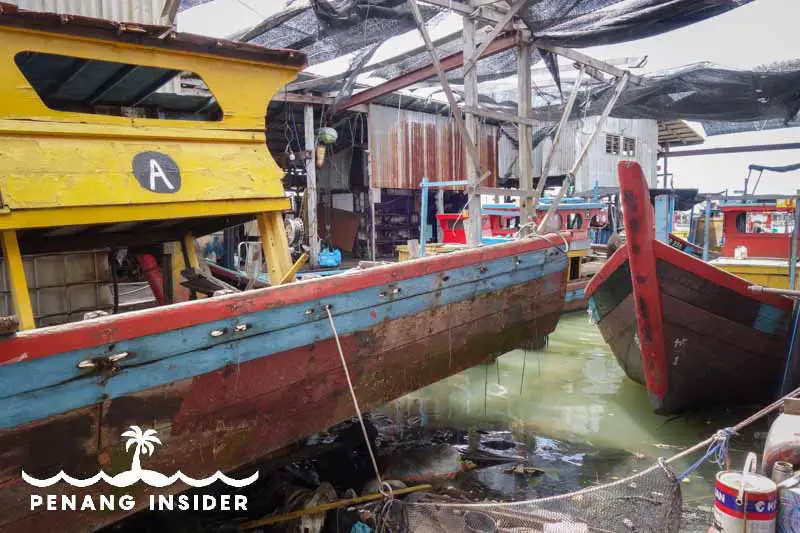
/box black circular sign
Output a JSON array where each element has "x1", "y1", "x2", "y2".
[{"x1": 132, "y1": 152, "x2": 181, "y2": 193}]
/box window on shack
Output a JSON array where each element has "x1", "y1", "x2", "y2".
[
  {"x1": 15, "y1": 51, "x2": 222, "y2": 121},
  {"x1": 622, "y1": 137, "x2": 636, "y2": 157},
  {"x1": 734, "y1": 211, "x2": 795, "y2": 234},
  {"x1": 605, "y1": 134, "x2": 621, "y2": 155}
]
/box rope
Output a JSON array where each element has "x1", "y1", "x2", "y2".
[
  {"x1": 675, "y1": 427, "x2": 735, "y2": 482},
  {"x1": 325, "y1": 305, "x2": 393, "y2": 499},
  {"x1": 415, "y1": 384, "x2": 800, "y2": 509}
]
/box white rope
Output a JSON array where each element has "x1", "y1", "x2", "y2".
[
  {"x1": 415, "y1": 384, "x2": 800, "y2": 509},
  {"x1": 325, "y1": 305, "x2": 394, "y2": 499}
]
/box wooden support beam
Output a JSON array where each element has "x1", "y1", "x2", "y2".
[
  {"x1": 274, "y1": 92, "x2": 334, "y2": 106},
  {"x1": 537, "y1": 73, "x2": 629, "y2": 233},
  {"x1": 460, "y1": 105, "x2": 538, "y2": 126},
  {"x1": 406, "y1": 0, "x2": 485, "y2": 181},
  {"x1": 530, "y1": 64, "x2": 585, "y2": 212},
  {"x1": 418, "y1": 0, "x2": 504, "y2": 23},
  {"x1": 462, "y1": 0, "x2": 528, "y2": 77},
  {"x1": 477, "y1": 187, "x2": 535, "y2": 198},
  {"x1": 280, "y1": 252, "x2": 308, "y2": 284},
  {"x1": 1, "y1": 230, "x2": 34, "y2": 330},
  {"x1": 286, "y1": 33, "x2": 462, "y2": 93},
  {"x1": 257, "y1": 212, "x2": 293, "y2": 286},
  {"x1": 534, "y1": 42, "x2": 643, "y2": 84},
  {"x1": 462, "y1": 13, "x2": 482, "y2": 247},
  {"x1": 336, "y1": 32, "x2": 519, "y2": 112},
  {"x1": 304, "y1": 104, "x2": 320, "y2": 267},
  {"x1": 517, "y1": 38, "x2": 534, "y2": 234}
]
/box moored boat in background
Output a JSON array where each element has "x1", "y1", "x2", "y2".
[{"x1": 585, "y1": 161, "x2": 795, "y2": 414}]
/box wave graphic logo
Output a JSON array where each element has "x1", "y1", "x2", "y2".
[{"x1": 22, "y1": 426, "x2": 258, "y2": 488}]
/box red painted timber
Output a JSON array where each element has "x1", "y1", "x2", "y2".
[
  {"x1": 0, "y1": 235, "x2": 566, "y2": 364},
  {"x1": 0, "y1": 270, "x2": 565, "y2": 533},
  {"x1": 653, "y1": 240, "x2": 792, "y2": 311},
  {"x1": 585, "y1": 245, "x2": 629, "y2": 296},
  {"x1": 336, "y1": 32, "x2": 520, "y2": 111},
  {"x1": 617, "y1": 161, "x2": 668, "y2": 400}
]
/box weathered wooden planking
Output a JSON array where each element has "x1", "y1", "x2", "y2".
[
  {"x1": 0, "y1": 247, "x2": 566, "y2": 429},
  {"x1": 0, "y1": 269, "x2": 566, "y2": 532},
  {"x1": 586, "y1": 161, "x2": 792, "y2": 414}
]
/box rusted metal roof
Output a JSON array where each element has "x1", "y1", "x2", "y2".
[
  {"x1": 0, "y1": 2, "x2": 306, "y2": 68},
  {"x1": 369, "y1": 104, "x2": 497, "y2": 190}
]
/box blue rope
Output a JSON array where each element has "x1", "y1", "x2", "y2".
[{"x1": 675, "y1": 428, "x2": 735, "y2": 482}]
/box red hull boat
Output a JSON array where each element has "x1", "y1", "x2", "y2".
[{"x1": 585, "y1": 162, "x2": 794, "y2": 414}]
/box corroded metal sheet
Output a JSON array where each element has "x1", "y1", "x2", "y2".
[{"x1": 369, "y1": 104, "x2": 498, "y2": 189}]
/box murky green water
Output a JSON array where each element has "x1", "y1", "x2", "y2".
[{"x1": 376, "y1": 312, "x2": 768, "y2": 527}]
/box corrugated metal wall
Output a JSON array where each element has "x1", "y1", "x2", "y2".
[
  {"x1": 498, "y1": 117, "x2": 659, "y2": 192},
  {"x1": 369, "y1": 104, "x2": 498, "y2": 189},
  {"x1": 8, "y1": 0, "x2": 168, "y2": 24}
]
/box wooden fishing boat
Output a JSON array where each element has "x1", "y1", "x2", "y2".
[
  {"x1": 585, "y1": 162, "x2": 794, "y2": 414},
  {"x1": 0, "y1": 5, "x2": 568, "y2": 531},
  {"x1": 432, "y1": 198, "x2": 606, "y2": 312}
]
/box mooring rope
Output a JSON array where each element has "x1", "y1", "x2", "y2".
[
  {"x1": 415, "y1": 384, "x2": 800, "y2": 509},
  {"x1": 325, "y1": 305, "x2": 394, "y2": 499}
]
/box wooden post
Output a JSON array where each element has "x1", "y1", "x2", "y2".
[
  {"x1": 305, "y1": 104, "x2": 320, "y2": 267},
  {"x1": 258, "y1": 212, "x2": 293, "y2": 286},
  {"x1": 463, "y1": 14, "x2": 482, "y2": 247},
  {"x1": 531, "y1": 65, "x2": 585, "y2": 212},
  {"x1": 1, "y1": 230, "x2": 34, "y2": 330},
  {"x1": 517, "y1": 38, "x2": 533, "y2": 234},
  {"x1": 537, "y1": 73, "x2": 629, "y2": 233}
]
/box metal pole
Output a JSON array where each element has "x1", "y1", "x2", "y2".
[
  {"x1": 790, "y1": 189, "x2": 799, "y2": 289},
  {"x1": 304, "y1": 104, "x2": 320, "y2": 267},
  {"x1": 702, "y1": 196, "x2": 711, "y2": 262},
  {"x1": 537, "y1": 73, "x2": 629, "y2": 234},
  {"x1": 419, "y1": 178, "x2": 429, "y2": 257}
]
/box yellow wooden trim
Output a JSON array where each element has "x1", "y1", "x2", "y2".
[
  {"x1": 0, "y1": 119, "x2": 265, "y2": 143},
  {"x1": 257, "y1": 212, "x2": 292, "y2": 286},
  {"x1": 0, "y1": 198, "x2": 290, "y2": 231},
  {"x1": 182, "y1": 233, "x2": 201, "y2": 270},
  {"x1": 0, "y1": 230, "x2": 35, "y2": 330},
  {"x1": 0, "y1": 27, "x2": 299, "y2": 132},
  {"x1": 280, "y1": 252, "x2": 308, "y2": 284}
]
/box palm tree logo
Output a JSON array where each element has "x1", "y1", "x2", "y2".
[
  {"x1": 122, "y1": 426, "x2": 162, "y2": 474},
  {"x1": 22, "y1": 425, "x2": 259, "y2": 488}
]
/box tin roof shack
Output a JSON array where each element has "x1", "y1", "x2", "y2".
[{"x1": 498, "y1": 116, "x2": 659, "y2": 193}]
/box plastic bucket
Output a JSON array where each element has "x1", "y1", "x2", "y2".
[{"x1": 713, "y1": 453, "x2": 777, "y2": 532}]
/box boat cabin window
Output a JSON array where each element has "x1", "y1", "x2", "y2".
[
  {"x1": 605, "y1": 134, "x2": 621, "y2": 155},
  {"x1": 567, "y1": 213, "x2": 583, "y2": 229},
  {"x1": 14, "y1": 51, "x2": 223, "y2": 121},
  {"x1": 542, "y1": 213, "x2": 563, "y2": 231},
  {"x1": 735, "y1": 211, "x2": 795, "y2": 234}
]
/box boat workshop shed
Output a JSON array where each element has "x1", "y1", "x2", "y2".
[{"x1": 7, "y1": 0, "x2": 799, "y2": 267}]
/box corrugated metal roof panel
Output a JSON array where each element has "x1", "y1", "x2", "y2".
[
  {"x1": 368, "y1": 104, "x2": 497, "y2": 190},
  {"x1": 9, "y1": 0, "x2": 168, "y2": 24}
]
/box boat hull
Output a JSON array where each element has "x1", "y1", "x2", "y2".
[
  {"x1": 586, "y1": 162, "x2": 793, "y2": 414},
  {"x1": 0, "y1": 238, "x2": 567, "y2": 532}
]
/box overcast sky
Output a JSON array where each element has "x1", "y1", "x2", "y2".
[{"x1": 581, "y1": 0, "x2": 800, "y2": 195}]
